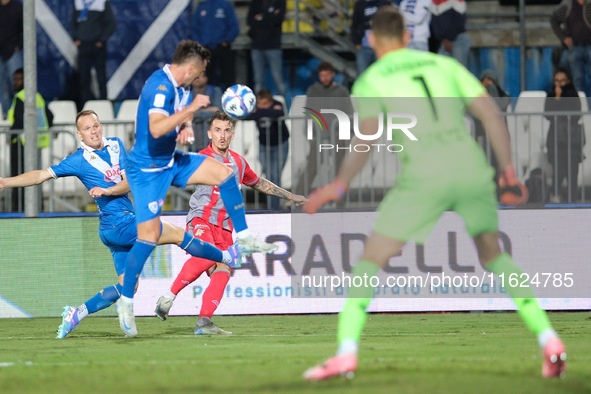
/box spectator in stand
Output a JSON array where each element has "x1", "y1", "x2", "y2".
[
  {"x1": 247, "y1": 0, "x2": 287, "y2": 97},
  {"x1": 305, "y1": 60, "x2": 354, "y2": 159},
  {"x1": 71, "y1": 0, "x2": 117, "y2": 107},
  {"x1": 246, "y1": 89, "x2": 289, "y2": 210},
  {"x1": 351, "y1": 0, "x2": 391, "y2": 75},
  {"x1": 400, "y1": 0, "x2": 432, "y2": 51},
  {"x1": 430, "y1": 0, "x2": 471, "y2": 67},
  {"x1": 302, "y1": 61, "x2": 354, "y2": 196},
  {"x1": 550, "y1": 0, "x2": 591, "y2": 96},
  {"x1": 191, "y1": 0, "x2": 239, "y2": 90},
  {"x1": 544, "y1": 68, "x2": 585, "y2": 202},
  {"x1": 191, "y1": 74, "x2": 223, "y2": 152},
  {"x1": 305, "y1": 61, "x2": 350, "y2": 98},
  {"x1": 7, "y1": 68, "x2": 53, "y2": 212},
  {"x1": 0, "y1": 0, "x2": 23, "y2": 115}
]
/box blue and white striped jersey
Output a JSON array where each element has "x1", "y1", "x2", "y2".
[
  {"x1": 128, "y1": 64, "x2": 192, "y2": 169},
  {"x1": 48, "y1": 137, "x2": 134, "y2": 226}
]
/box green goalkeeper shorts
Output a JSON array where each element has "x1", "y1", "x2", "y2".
[{"x1": 373, "y1": 168, "x2": 499, "y2": 243}]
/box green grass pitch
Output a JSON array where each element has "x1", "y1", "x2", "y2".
[{"x1": 0, "y1": 312, "x2": 590, "y2": 393}]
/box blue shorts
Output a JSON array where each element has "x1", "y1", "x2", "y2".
[
  {"x1": 99, "y1": 212, "x2": 137, "y2": 276},
  {"x1": 126, "y1": 150, "x2": 208, "y2": 224}
]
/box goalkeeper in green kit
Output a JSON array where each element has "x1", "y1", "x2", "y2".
[{"x1": 303, "y1": 6, "x2": 566, "y2": 381}]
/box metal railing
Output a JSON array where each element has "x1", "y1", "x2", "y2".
[{"x1": 2, "y1": 110, "x2": 589, "y2": 214}]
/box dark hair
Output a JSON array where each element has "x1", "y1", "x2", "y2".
[
  {"x1": 370, "y1": 5, "x2": 405, "y2": 40},
  {"x1": 317, "y1": 61, "x2": 335, "y2": 74},
  {"x1": 13, "y1": 68, "x2": 23, "y2": 77},
  {"x1": 256, "y1": 89, "x2": 273, "y2": 101},
  {"x1": 76, "y1": 109, "x2": 99, "y2": 128},
  {"x1": 208, "y1": 111, "x2": 236, "y2": 128},
  {"x1": 172, "y1": 40, "x2": 211, "y2": 65},
  {"x1": 554, "y1": 68, "x2": 574, "y2": 84}
]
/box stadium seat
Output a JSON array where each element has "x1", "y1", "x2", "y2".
[
  {"x1": 287, "y1": 95, "x2": 310, "y2": 190},
  {"x1": 83, "y1": 100, "x2": 114, "y2": 121},
  {"x1": 234, "y1": 120, "x2": 260, "y2": 175},
  {"x1": 42, "y1": 129, "x2": 81, "y2": 203},
  {"x1": 116, "y1": 99, "x2": 138, "y2": 121},
  {"x1": 576, "y1": 91, "x2": 591, "y2": 189},
  {"x1": 273, "y1": 95, "x2": 287, "y2": 112},
  {"x1": 0, "y1": 115, "x2": 8, "y2": 180},
  {"x1": 48, "y1": 100, "x2": 77, "y2": 125},
  {"x1": 113, "y1": 99, "x2": 138, "y2": 148},
  {"x1": 0, "y1": 105, "x2": 8, "y2": 183},
  {"x1": 283, "y1": 0, "x2": 315, "y2": 33},
  {"x1": 0, "y1": 103, "x2": 9, "y2": 127},
  {"x1": 271, "y1": 95, "x2": 293, "y2": 187},
  {"x1": 506, "y1": 90, "x2": 549, "y2": 180},
  {"x1": 464, "y1": 115, "x2": 475, "y2": 138},
  {"x1": 46, "y1": 100, "x2": 78, "y2": 173}
]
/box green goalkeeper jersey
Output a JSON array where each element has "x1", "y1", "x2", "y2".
[{"x1": 352, "y1": 48, "x2": 490, "y2": 183}]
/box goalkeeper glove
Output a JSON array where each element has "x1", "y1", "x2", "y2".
[
  {"x1": 498, "y1": 164, "x2": 529, "y2": 206},
  {"x1": 303, "y1": 178, "x2": 348, "y2": 214}
]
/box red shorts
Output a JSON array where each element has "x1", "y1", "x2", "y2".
[{"x1": 186, "y1": 217, "x2": 234, "y2": 259}]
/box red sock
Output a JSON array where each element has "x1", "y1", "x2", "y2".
[
  {"x1": 199, "y1": 270, "x2": 230, "y2": 318},
  {"x1": 170, "y1": 257, "x2": 215, "y2": 296}
]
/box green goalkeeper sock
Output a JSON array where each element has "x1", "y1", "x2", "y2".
[
  {"x1": 486, "y1": 253, "x2": 552, "y2": 336},
  {"x1": 337, "y1": 260, "x2": 380, "y2": 354}
]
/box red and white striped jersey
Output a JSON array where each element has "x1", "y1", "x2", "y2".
[{"x1": 186, "y1": 144, "x2": 259, "y2": 231}]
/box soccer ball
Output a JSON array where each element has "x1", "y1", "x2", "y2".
[{"x1": 221, "y1": 84, "x2": 256, "y2": 119}]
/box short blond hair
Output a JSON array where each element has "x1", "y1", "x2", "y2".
[{"x1": 76, "y1": 109, "x2": 99, "y2": 128}]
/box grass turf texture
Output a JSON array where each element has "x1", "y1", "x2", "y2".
[{"x1": 0, "y1": 312, "x2": 589, "y2": 393}]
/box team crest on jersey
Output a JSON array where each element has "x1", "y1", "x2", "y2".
[
  {"x1": 90, "y1": 154, "x2": 97, "y2": 160},
  {"x1": 148, "y1": 201, "x2": 159, "y2": 214},
  {"x1": 157, "y1": 85, "x2": 168, "y2": 92},
  {"x1": 195, "y1": 229, "x2": 205, "y2": 237}
]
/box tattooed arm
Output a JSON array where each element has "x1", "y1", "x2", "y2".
[{"x1": 251, "y1": 178, "x2": 308, "y2": 206}]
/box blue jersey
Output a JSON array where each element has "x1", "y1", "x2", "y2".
[
  {"x1": 129, "y1": 64, "x2": 192, "y2": 169},
  {"x1": 48, "y1": 137, "x2": 134, "y2": 227}
]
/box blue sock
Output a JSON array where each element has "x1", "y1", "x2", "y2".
[
  {"x1": 218, "y1": 174, "x2": 248, "y2": 232},
  {"x1": 180, "y1": 232, "x2": 223, "y2": 262},
  {"x1": 85, "y1": 284, "x2": 122, "y2": 314},
  {"x1": 122, "y1": 240, "x2": 156, "y2": 298}
]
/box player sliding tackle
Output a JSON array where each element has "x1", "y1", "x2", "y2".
[
  {"x1": 117, "y1": 40, "x2": 277, "y2": 338},
  {"x1": 303, "y1": 6, "x2": 566, "y2": 380}
]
